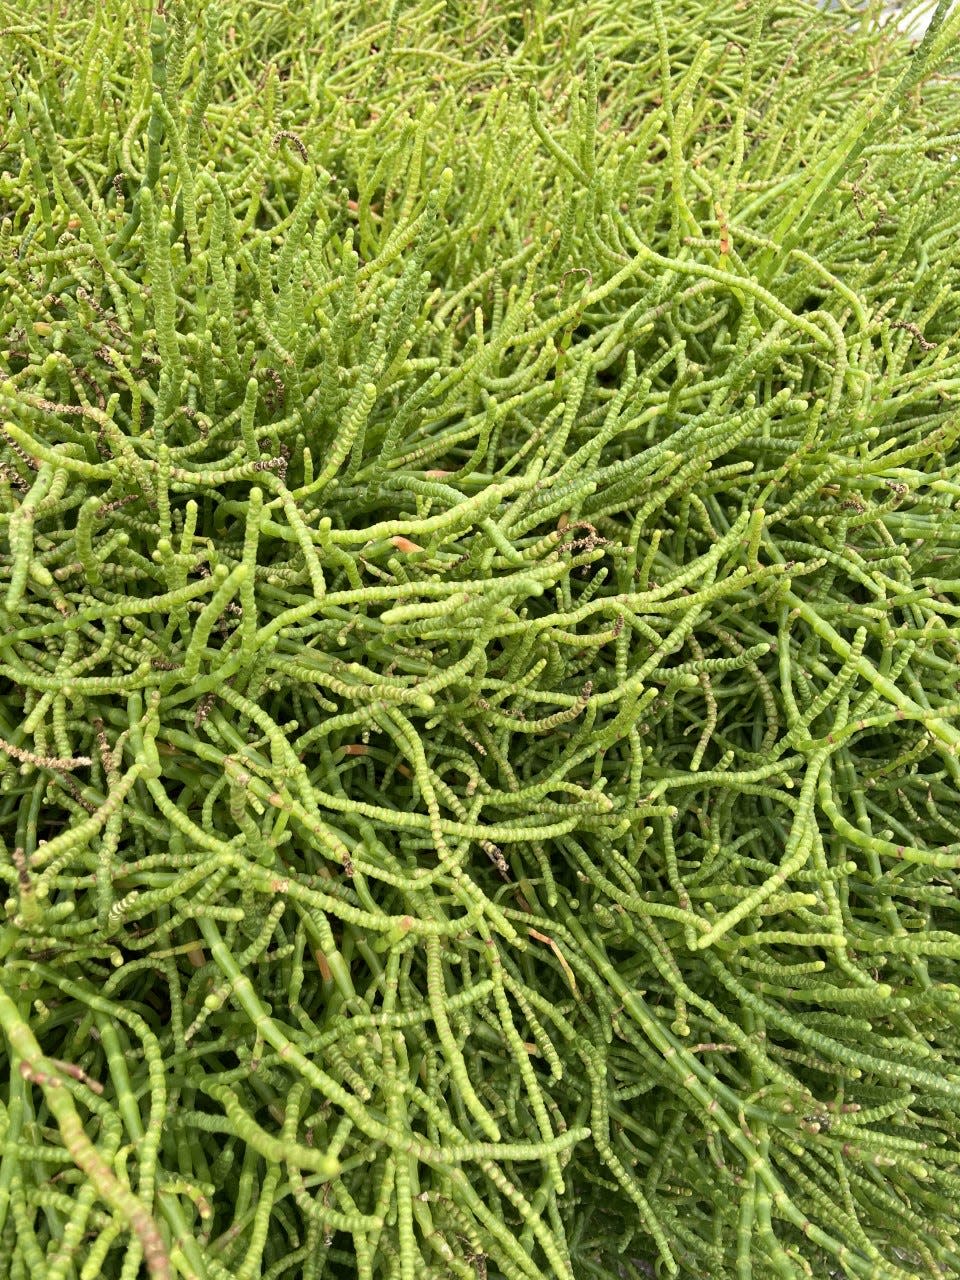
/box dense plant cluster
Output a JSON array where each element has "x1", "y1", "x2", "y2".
[{"x1": 2, "y1": 1, "x2": 960, "y2": 1276}]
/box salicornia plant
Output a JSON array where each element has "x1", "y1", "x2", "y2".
[{"x1": 2, "y1": 0, "x2": 960, "y2": 1276}]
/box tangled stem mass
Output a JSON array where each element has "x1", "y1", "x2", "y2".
[{"x1": 2, "y1": 1, "x2": 960, "y2": 1277}]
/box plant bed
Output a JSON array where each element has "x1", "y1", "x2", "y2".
[{"x1": 1, "y1": 2, "x2": 960, "y2": 1277}]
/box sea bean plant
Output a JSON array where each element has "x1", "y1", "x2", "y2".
[{"x1": 2, "y1": 0, "x2": 960, "y2": 1276}]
